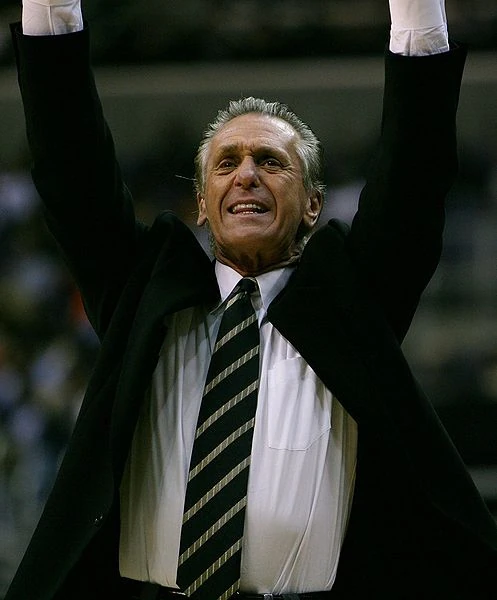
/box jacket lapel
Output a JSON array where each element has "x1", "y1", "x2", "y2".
[
  {"x1": 268, "y1": 220, "x2": 497, "y2": 551},
  {"x1": 268, "y1": 219, "x2": 393, "y2": 426},
  {"x1": 110, "y1": 213, "x2": 218, "y2": 475}
]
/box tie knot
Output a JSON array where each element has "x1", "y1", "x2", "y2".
[{"x1": 237, "y1": 277, "x2": 257, "y2": 295}]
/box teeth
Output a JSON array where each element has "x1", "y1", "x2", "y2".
[{"x1": 231, "y1": 203, "x2": 265, "y2": 214}]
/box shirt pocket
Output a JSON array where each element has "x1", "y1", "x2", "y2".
[{"x1": 266, "y1": 357, "x2": 332, "y2": 451}]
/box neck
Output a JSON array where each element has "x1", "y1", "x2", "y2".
[
  {"x1": 211, "y1": 233, "x2": 308, "y2": 276},
  {"x1": 218, "y1": 253, "x2": 300, "y2": 277}
]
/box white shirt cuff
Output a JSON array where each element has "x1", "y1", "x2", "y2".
[
  {"x1": 22, "y1": 0, "x2": 83, "y2": 36},
  {"x1": 388, "y1": 0, "x2": 449, "y2": 55},
  {"x1": 389, "y1": 24, "x2": 450, "y2": 56}
]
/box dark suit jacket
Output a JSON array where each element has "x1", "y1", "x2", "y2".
[{"x1": 8, "y1": 24, "x2": 497, "y2": 600}]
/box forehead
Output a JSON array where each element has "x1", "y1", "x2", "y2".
[{"x1": 208, "y1": 113, "x2": 299, "y2": 158}]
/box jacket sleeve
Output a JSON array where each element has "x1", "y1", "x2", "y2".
[
  {"x1": 11, "y1": 23, "x2": 145, "y2": 339},
  {"x1": 346, "y1": 44, "x2": 467, "y2": 341}
]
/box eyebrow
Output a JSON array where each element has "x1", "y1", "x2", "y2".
[
  {"x1": 212, "y1": 143, "x2": 289, "y2": 162},
  {"x1": 212, "y1": 143, "x2": 240, "y2": 159}
]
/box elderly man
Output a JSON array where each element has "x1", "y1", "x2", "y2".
[{"x1": 7, "y1": 0, "x2": 497, "y2": 598}]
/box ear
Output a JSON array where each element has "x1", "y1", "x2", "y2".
[
  {"x1": 302, "y1": 190, "x2": 323, "y2": 231},
  {"x1": 197, "y1": 192, "x2": 207, "y2": 226}
]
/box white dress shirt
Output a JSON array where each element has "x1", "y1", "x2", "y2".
[{"x1": 119, "y1": 263, "x2": 358, "y2": 593}]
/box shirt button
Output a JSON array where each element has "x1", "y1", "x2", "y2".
[{"x1": 93, "y1": 514, "x2": 105, "y2": 527}]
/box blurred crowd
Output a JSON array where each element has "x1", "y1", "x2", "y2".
[{"x1": 0, "y1": 170, "x2": 100, "y2": 593}]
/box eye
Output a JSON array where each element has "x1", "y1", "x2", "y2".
[
  {"x1": 260, "y1": 157, "x2": 282, "y2": 168},
  {"x1": 217, "y1": 158, "x2": 236, "y2": 170}
]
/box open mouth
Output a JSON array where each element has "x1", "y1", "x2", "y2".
[{"x1": 229, "y1": 203, "x2": 268, "y2": 215}]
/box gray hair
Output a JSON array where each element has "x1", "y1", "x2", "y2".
[{"x1": 194, "y1": 97, "x2": 325, "y2": 197}]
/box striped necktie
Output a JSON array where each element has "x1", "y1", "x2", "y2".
[{"x1": 176, "y1": 277, "x2": 260, "y2": 600}]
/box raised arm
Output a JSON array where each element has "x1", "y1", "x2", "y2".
[
  {"x1": 13, "y1": 0, "x2": 142, "y2": 338},
  {"x1": 345, "y1": 0, "x2": 466, "y2": 341}
]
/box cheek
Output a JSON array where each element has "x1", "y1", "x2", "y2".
[{"x1": 278, "y1": 196, "x2": 308, "y2": 228}]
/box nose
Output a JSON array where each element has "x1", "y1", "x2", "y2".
[{"x1": 234, "y1": 157, "x2": 260, "y2": 188}]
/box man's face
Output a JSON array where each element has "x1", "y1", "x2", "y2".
[{"x1": 197, "y1": 113, "x2": 322, "y2": 275}]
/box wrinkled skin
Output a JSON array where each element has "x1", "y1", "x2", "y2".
[{"x1": 197, "y1": 113, "x2": 322, "y2": 276}]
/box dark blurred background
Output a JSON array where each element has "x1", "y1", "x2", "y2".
[{"x1": 0, "y1": 1, "x2": 496, "y2": 596}]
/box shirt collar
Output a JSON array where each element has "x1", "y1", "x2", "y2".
[{"x1": 214, "y1": 261, "x2": 294, "y2": 314}]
